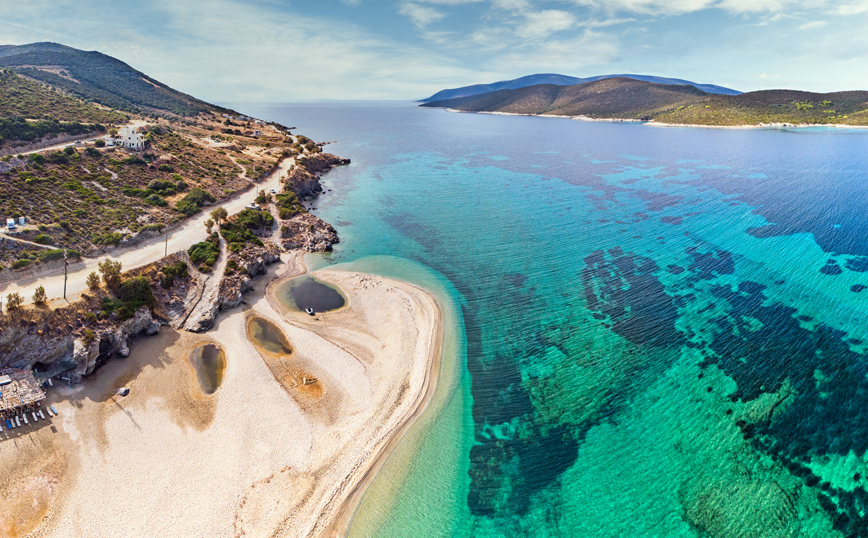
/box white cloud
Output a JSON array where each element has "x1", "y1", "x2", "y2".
[
  {"x1": 516, "y1": 10, "x2": 577, "y2": 38},
  {"x1": 399, "y1": 2, "x2": 446, "y2": 28},
  {"x1": 797, "y1": 19, "x2": 827, "y2": 29},
  {"x1": 486, "y1": 29, "x2": 619, "y2": 72}
]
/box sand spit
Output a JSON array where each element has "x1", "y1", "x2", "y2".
[{"x1": 2, "y1": 253, "x2": 443, "y2": 538}]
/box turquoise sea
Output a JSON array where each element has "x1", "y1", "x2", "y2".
[{"x1": 239, "y1": 101, "x2": 868, "y2": 537}]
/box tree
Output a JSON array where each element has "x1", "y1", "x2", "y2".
[
  {"x1": 210, "y1": 207, "x2": 228, "y2": 223},
  {"x1": 33, "y1": 285, "x2": 47, "y2": 306},
  {"x1": 98, "y1": 258, "x2": 123, "y2": 292},
  {"x1": 94, "y1": 138, "x2": 106, "y2": 148},
  {"x1": 204, "y1": 218, "x2": 215, "y2": 234},
  {"x1": 86, "y1": 271, "x2": 101, "y2": 289},
  {"x1": 6, "y1": 292, "x2": 22, "y2": 312}
]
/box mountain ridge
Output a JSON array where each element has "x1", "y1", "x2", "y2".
[
  {"x1": 0, "y1": 42, "x2": 233, "y2": 117},
  {"x1": 421, "y1": 77, "x2": 868, "y2": 127},
  {"x1": 421, "y1": 73, "x2": 741, "y2": 103}
]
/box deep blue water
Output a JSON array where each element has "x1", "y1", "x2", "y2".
[{"x1": 238, "y1": 101, "x2": 868, "y2": 537}]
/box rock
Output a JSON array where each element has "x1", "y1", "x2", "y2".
[
  {"x1": 73, "y1": 337, "x2": 100, "y2": 376},
  {"x1": 280, "y1": 213, "x2": 339, "y2": 252}
]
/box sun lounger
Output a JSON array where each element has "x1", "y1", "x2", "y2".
[
  {"x1": 32, "y1": 412, "x2": 38, "y2": 422},
  {"x1": 4, "y1": 420, "x2": 10, "y2": 429},
  {"x1": 15, "y1": 417, "x2": 21, "y2": 427},
  {"x1": 39, "y1": 410, "x2": 45, "y2": 420},
  {"x1": 50, "y1": 405, "x2": 58, "y2": 415},
  {"x1": 48, "y1": 378, "x2": 53, "y2": 387},
  {"x1": 21, "y1": 415, "x2": 27, "y2": 425}
]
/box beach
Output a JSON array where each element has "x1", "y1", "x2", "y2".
[{"x1": 0, "y1": 252, "x2": 443, "y2": 537}]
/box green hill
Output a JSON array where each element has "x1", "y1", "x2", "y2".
[
  {"x1": 0, "y1": 68, "x2": 126, "y2": 148},
  {"x1": 0, "y1": 42, "x2": 232, "y2": 117},
  {"x1": 423, "y1": 78, "x2": 868, "y2": 127}
]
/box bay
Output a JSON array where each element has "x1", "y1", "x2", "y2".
[{"x1": 236, "y1": 101, "x2": 868, "y2": 537}]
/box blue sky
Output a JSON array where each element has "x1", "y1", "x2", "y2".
[{"x1": 1, "y1": 0, "x2": 866, "y2": 102}]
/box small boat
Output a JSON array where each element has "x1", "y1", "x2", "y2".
[{"x1": 305, "y1": 307, "x2": 315, "y2": 315}]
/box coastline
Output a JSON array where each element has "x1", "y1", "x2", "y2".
[
  {"x1": 6, "y1": 250, "x2": 444, "y2": 538},
  {"x1": 263, "y1": 255, "x2": 444, "y2": 537},
  {"x1": 436, "y1": 107, "x2": 868, "y2": 131}
]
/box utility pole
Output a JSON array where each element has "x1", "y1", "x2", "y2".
[
  {"x1": 63, "y1": 249, "x2": 68, "y2": 301},
  {"x1": 165, "y1": 232, "x2": 168, "y2": 257}
]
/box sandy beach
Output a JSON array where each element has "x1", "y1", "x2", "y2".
[{"x1": 0, "y1": 253, "x2": 443, "y2": 538}]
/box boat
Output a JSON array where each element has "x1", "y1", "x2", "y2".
[{"x1": 305, "y1": 307, "x2": 315, "y2": 315}]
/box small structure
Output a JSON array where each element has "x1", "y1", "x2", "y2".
[
  {"x1": 252, "y1": 130, "x2": 262, "y2": 137},
  {"x1": 116, "y1": 126, "x2": 146, "y2": 150},
  {"x1": 0, "y1": 368, "x2": 46, "y2": 417}
]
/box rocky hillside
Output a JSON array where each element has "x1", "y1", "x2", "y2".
[
  {"x1": 0, "y1": 42, "x2": 232, "y2": 116},
  {"x1": 423, "y1": 77, "x2": 868, "y2": 126}
]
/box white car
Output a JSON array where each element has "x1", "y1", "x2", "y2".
[
  {"x1": 247, "y1": 203, "x2": 261, "y2": 210},
  {"x1": 270, "y1": 188, "x2": 277, "y2": 194}
]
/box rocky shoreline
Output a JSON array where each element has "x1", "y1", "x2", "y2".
[{"x1": 0, "y1": 151, "x2": 350, "y2": 382}]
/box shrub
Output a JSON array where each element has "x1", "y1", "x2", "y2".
[
  {"x1": 160, "y1": 260, "x2": 189, "y2": 288},
  {"x1": 94, "y1": 138, "x2": 106, "y2": 148},
  {"x1": 29, "y1": 153, "x2": 46, "y2": 165},
  {"x1": 33, "y1": 234, "x2": 51, "y2": 245},
  {"x1": 98, "y1": 258, "x2": 123, "y2": 292},
  {"x1": 158, "y1": 163, "x2": 174, "y2": 172},
  {"x1": 86, "y1": 271, "x2": 101, "y2": 289},
  {"x1": 33, "y1": 285, "x2": 47, "y2": 305},
  {"x1": 117, "y1": 276, "x2": 155, "y2": 310},
  {"x1": 6, "y1": 292, "x2": 22, "y2": 312},
  {"x1": 176, "y1": 188, "x2": 215, "y2": 216},
  {"x1": 63, "y1": 146, "x2": 75, "y2": 156},
  {"x1": 85, "y1": 146, "x2": 102, "y2": 158},
  {"x1": 12, "y1": 259, "x2": 31, "y2": 270},
  {"x1": 235, "y1": 208, "x2": 274, "y2": 230},
  {"x1": 83, "y1": 328, "x2": 96, "y2": 344},
  {"x1": 188, "y1": 233, "x2": 220, "y2": 268}
]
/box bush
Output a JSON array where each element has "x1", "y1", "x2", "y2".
[
  {"x1": 6, "y1": 292, "x2": 22, "y2": 312},
  {"x1": 160, "y1": 260, "x2": 189, "y2": 288},
  {"x1": 33, "y1": 285, "x2": 47, "y2": 306},
  {"x1": 29, "y1": 153, "x2": 46, "y2": 165},
  {"x1": 11, "y1": 259, "x2": 31, "y2": 270},
  {"x1": 33, "y1": 234, "x2": 51, "y2": 245},
  {"x1": 94, "y1": 138, "x2": 106, "y2": 148},
  {"x1": 98, "y1": 258, "x2": 123, "y2": 292},
  {"x1": 188, "y1": 233, "x2": 220, "y2": 268},
  {"x1": 85, "y1": 146, "x2": 102, "y2": 158},
  {"x1": 235, "y1": 208, "x2": 274, "y2": 230},
  {"x1": 176, "y1": 188, "x2": 216, "y2": 216},
  {"x1": 63, "y1": 146, "x2": 75, "y2": 156},
  {"x1": 87, "y1": 271, "x2": 101, "y2": 289},
  {"x1": 117, "y1": 276, "x2": 155, "y2": 310},
  {"x1": 158, "y1": 163, "x2": 174, "y2": 172},
  {"x1": 83, "y1": 328, "x2": 96, "y2": 344}
]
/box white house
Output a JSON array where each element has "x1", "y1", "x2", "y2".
[{"x1": 115, "y1": 126, "x2": 146, "y2": 150}]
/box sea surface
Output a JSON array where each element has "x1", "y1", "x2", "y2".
[{"x1": 236, "y1": 101, "x2": 868, "y2": 537}]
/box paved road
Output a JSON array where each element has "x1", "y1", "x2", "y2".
[{"x1": 1, "y1": 157, "x2": 293, "y2": 308}]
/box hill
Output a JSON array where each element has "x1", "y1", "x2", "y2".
[
  {"x1": 0, "y1": 42, "x2": 231, "y2": 117},
  {"x1": 421, "y1": 73, "x2": 740, "y2": 102},
  {"x1": 422, "y1": 78, "x2": 868, "y2": 127},
  {"x1": 0, "y1": 68, "x2": 127, "y2": 148}
]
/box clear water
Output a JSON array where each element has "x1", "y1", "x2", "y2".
[{"x1": 237, "y1": 101, "x2": 868, "y2": 537}]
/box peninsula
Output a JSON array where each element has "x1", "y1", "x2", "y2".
[
  {"x1": 0, "y1": 42, "x2": 444, "y2": 538},
  {"x1": 421, "y1": 76, "x2": 868, "y2": 127}
]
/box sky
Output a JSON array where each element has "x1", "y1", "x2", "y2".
[{"x1": 0, "y1": 0, "x2": 867, "y2": 102}]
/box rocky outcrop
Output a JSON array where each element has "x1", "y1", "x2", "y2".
[
  {"x1": 0, "y1": 306, "x2": 160, "y2": 379},
  {"x1": 217, "y1": 243, "x2": 280, "y2": 310},
  {"x1": 0, "y1": 156, "x2": 27, "y2": 173},
  {"x1": 286, "y1": 152, "x2": 350, "y2": 199},
  {"x1": 280, "y1": 213, "x2": 339, "y2": 252}
]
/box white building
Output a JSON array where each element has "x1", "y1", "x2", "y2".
[{"x1": 115, "y1": 126, "x2": 146, "y2": 150}]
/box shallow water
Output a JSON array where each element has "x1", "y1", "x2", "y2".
[
  {"x1": 188, "y1": 343, "x2": 226, "y2": 394},
  {"x1": 246, "y1": 317, "x2": 292, "y2": 356},
  {"x1": 237, "y1": 101, "x2": 868, "y2": 537},
  {"x1": 276, "y1": 275, "x2": 345, "y2": 313}
]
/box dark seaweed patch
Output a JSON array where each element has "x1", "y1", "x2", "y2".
[
  {"x1": 851, "y1": 284, "x2": 866, "y2": 293},
  {"x1": 686, "y1": 247, "x2": 734, "y2": 281},
  {"x1": 820, "y1": 260, "x2": 843, "y2": 276},
  {"x1": 582, "y1": 248, "x2": 684, "y2": 347}
]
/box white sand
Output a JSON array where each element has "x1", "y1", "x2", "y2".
[{"x1": 3, "y1": 253, "x2": 442, "y2": 538}]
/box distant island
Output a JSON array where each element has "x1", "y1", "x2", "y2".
[
  {"x1": 421, "y1": 77, "x2": 868, "y2": 127},
  {"x1": 420, "y1": 72, "x2": 741, "y2": 102}
]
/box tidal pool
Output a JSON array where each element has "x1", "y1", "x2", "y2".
[
  {"x1": 188, "y1": 343, "x2": 226, "y2": 394},
  {"x1": 247, "y1": 316, "x2": 293, "y2": 355},
  {"x1": 276, "y1": 275, "x2": 345, "y2": 314}
]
